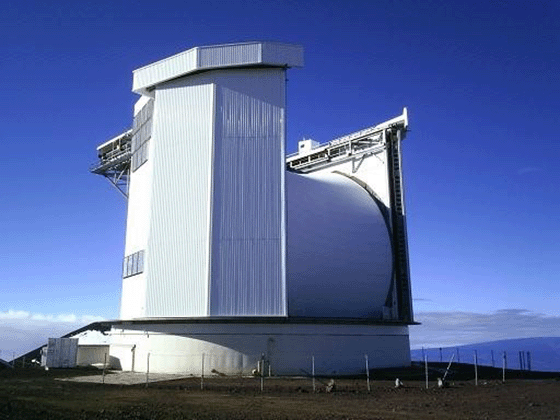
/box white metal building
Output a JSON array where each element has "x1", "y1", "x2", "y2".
[{"x1": 92, "y1": 41, "x2": 414, "y2": 375}]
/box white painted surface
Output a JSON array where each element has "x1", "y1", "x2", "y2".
[
  {"x1": 286, "y1": 172, "x2": 393, "y2": 318},
  {"x1": 133, "y1": 94, "x2": 152, "y2": 115},
  {"x1": 133, "y1": 48, "x2": 197, "y2": 96},
  {"x1": 106, "y1": 42, "x2": 413, "y2": 377},
  {"x1": 120, "y1": 97, "x2": 154, "y2": 319},
  {"x1": 133, "y1": 42, "x2": 303, "y2": 95},
  {"x1": 72, "y1": 329, "x2": 111, "y2": 345},
  {"x1": 123, "y1": 67, "x2": 290, "y2": 319},
  {"x1": 209, "y1": 69, "x2": 286, "y2": 316},
  {"x1": 309, "y1": 150, "x2": 391, "y2": 208},
  {"x1": 110, "y1": 323, "x2": 410, "y2": 375},
  {"x1": 76, "y1": 345, "x2": 110, "y2": 367},
  {"x1": 297, "y1": 138, "x2": 320, "y2": 155},
  {"x1": 123, "y1": 43, "x2": 297, "y2": 319},
  {"x1": 120, "y1": 275, "x2": 147, "y2": 319},
  {"x1": 145, "y1": 77, "x2": 215, "y2": 317},
  {"x1": 44, "y1": 338, "x2": 78, "y2": 368},
  {"x1": 96, "y1": 129, "x2": 132, "y2": 152},
  {"x1": 285, "y1": 108, "x2": 409, "y2": 209},
  {"x1": 197, "y1": 42, "x2": 262, "y2": 68},
  {"x1": 121, "y1": 43, "x2": 397, "y2": 323}
]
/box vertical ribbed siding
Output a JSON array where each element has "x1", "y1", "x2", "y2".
[
  {"x1": 145, "y1": 77, "x2": 214, "y2": 317},
  {"x1": 132, "y1": 48, "x2": 197, "y2": 93},
  {"x1": 209, "y1": 69, "x2": 286, "y2": 316},
  {"x1": 197, "y1": 43, "x2": 262, "y2": 69},
  {"x1": 132, "y1": 43, "x2": 303, "y2": 95}
]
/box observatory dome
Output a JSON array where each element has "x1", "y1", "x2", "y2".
[
  {"x1": 286, "y1": 171, "x2": 393, "y2": 318},
  {"x1": 95, "y1": 42, "x2": 413, "y2": 376}
]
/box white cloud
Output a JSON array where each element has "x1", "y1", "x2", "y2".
[
  {"x1": 0, "y1": 309, "x2": 102, "y2": 324},
  {"x1": 55, "y1": 314, "x2": 78, "y2": 323},
  {"x1": 410, "y1": 309, "x2": 560, "y2": 349},
  {"x1": 0, "y1": 309, "x2": 106, "y2": 359},
  {"x1": 0, "y1": 309, "x2": 31, "y2": 319}
]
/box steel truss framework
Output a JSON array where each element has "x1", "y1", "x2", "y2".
[
  {"x1": 286, "y1": 108, "x2": 408, "y2": 173},
  {"x1": 90, "y1": 130, "x2": 133, "y2": 198}
]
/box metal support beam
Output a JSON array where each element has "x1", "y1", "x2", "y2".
[
  {"x1": 286, "y1": 108, "x2": 408, "y2": 173},
  {"x1": 90, "y1": 130, "x2": 132, "y2": 199},
  {"x1": 386, "y1": 128, "x2": 413, "y2": 323}
]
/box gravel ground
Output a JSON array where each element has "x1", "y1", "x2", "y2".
[
  {"x1": 57, "y1": 371, "x2": 192, "y2": 385},
  {"x1": 2, "y1": 366, "x2": 560, "y2": 419}
]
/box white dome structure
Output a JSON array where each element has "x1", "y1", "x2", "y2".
[
  {"x1": 92, "y1": 42, "x2": 414, "y2": 375},
  {"x1": 286, "y1": 171, "x2": 393, "y2": 319}
]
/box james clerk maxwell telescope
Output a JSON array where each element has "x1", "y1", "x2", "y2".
[{"x1": 91, "y1": 42, "x2": 414, "y2": 374}]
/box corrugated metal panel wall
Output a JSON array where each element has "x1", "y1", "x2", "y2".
[
  {"x1": 133, "y1": 43, "x2": 303, "y2": 94},
  {"x1": 197, "y1": 43, "x2": 262, "y2": 69},
  {"x1": 145, "y1": 76, "x2": 215, "y2": 317},
  {"x1": 46, "y1": 338, "x2": 78, "y2": 368},
  {"x1": 209, "y1": 69, "x2": 286, "y2": 316},
  {"x1": 133, "y1": 48, "x2": 198, "y2": 93}
]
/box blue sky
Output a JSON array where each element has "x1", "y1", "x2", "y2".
[{"x1": 1, "y1": 0, "x2": 559, "y2": 357}]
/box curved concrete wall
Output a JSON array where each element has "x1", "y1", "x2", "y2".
[{"x1": 110, "y1": 322, "x2": 410, "y2": 375}]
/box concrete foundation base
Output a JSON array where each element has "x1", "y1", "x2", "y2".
[{"x1": 109, "y1": 321, "x2": 410, "y2": 375}]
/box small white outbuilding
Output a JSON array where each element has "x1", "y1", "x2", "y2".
[{"x1": 41, "y1": 338, "x2": 78, "y2": 368}]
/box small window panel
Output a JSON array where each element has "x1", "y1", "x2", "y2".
[
  {"x1": 122, "y1": 250, "x2": 146, "y2": 278},
  {"x1": 131, "y1": 100, "x2": 154, "y2": 172}
]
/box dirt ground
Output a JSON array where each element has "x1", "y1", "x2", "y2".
[{"x1": 1, "y1": 366, "x2": 560, "y2": 419}]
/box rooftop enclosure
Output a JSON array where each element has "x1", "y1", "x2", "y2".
[
  {"x1": 132, "y1": 42, "x2": 304, "y2": 95},
  {"x1": 92, "y1": 41, "x2": 413, "y2": 324}
]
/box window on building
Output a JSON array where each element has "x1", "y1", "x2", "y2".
[
  {"x1": 131, "y1": 99, "x2": 154, "y2": 172},
  {"x1": 122, "y1": 250, "x2": 145, "y2": 278}
]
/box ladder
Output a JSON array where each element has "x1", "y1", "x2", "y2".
[{"x1": 387, "y1": 129, "x2": 413, "y2": 323}]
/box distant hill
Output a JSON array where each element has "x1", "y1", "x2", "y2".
[{"x1": 411, "y1": 337, "x2": 560, "y2": 372}]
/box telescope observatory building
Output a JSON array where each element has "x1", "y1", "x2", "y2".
[{"x1": 91, "y1": 41, "x2": 415, "y2": 375}]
